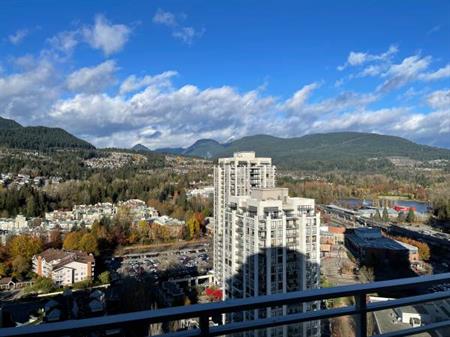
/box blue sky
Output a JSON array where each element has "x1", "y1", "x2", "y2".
[{"x1": 0, "y1": 0, "x2": 449, "y2": 149}]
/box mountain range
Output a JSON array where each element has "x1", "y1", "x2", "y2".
[
  {"x1": 2, "y1": 115, "x2": 449, "y2": 171},
  {"x1": 0, "y1": 116, "x2": 94, "y2": 151},
  {"x1": 155, "y1": 133, "x2": 450, "y2": 170}
]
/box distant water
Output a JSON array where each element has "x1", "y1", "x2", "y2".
[{"x1": 338, "y1": 198, "x2": 430, "y2": 213}]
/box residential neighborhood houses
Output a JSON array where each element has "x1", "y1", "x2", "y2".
[
  {"x1": 0, "y1": 199, "x2": 184, "y2": 241},
  {"x1": 0, "y1": 173, "x2": 62, "y2": 189},
  {"x1": 186, "y1": 186, "x2": 214, "y2": 199}
]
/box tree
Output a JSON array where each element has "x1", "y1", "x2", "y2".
[
  {"x1": 0, "y1": 263, "x2": 8, "y2": 278},
  {"x1": 137, "y1": 220, "x2": 149, "y2": 243},
  {"x1": 25, "y1": 276, "x2": 55, "y2": 294},
  {"x1": 418, "y1": 243, "x2": 431, "y2": 261},
  {"x1": 158, "y1": 225, "x2": 172, "y2": 242},
  {"x1": 406, "y1": 209, "x2": 416, "y2": 223},
  {"x1": 12, "y1": 256, "x2": 30, "y2": 278},
  {"x1": 63, "y1": 231, "x2": 83, "y2": 250},
  {"x1": 25, "y1": 195, "x2": 36, "y2": 217},
  {"x1": 388, "y1": 235, "x2": 431, "y2": 261},
  {"x1": 49, "y1": 228, "x2": 62, "y2": 248},
  {"x1": 8, "y1": 235, "x2": 43, "y2": 261},
  {"x1": 374, "y1": 210, "x2": 382, "y2": 222},
  {"x1": 185, "y1": 213, "x2": 201, "y2": 240},
  {"x1": 79, "y1": 233, "x2": 98, "y2": 254},
  {"x1": 98, "y1": 271, "x2": 111, "y2": 284},
  {"x1": 382, "y1": 207, "x2": 389, "y2": 222},
  {"x1": 397, "y1": 211, "x2": 406, "y2": 223}
]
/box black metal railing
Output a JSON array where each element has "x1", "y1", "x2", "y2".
[{"x1": 2, "y1": 273, "x2": 450, "y2": 337}]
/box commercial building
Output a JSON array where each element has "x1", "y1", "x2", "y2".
[
  {"x1": 345, "y1": 227, "x2": 417, "y2": 266},
  {"x1": 213, "y1": 152, "x2": 276, "y2": 286},
  {"x1": 32, "y1": 249, "x2": 95, "y2": 286}
]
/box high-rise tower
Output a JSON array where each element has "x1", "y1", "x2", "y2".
[
  {"x1": 213, "y1": 152, "x2": 276, "y2": 286},
  {"x1": 213, "y1": 153, "x2": 320, "y2": 337}
]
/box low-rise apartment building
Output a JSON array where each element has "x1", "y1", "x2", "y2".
[{"x1": 32, "y1": 249, "x2": 95, "y2": 286}]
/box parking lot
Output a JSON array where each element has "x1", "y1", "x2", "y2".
[{"x1": 108, "y1": 245, "x2": 212, "y2": 281}]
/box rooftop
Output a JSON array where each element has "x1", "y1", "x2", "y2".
[{"x1": 37, "y1": 249, "x2": 94, "y2": 265}]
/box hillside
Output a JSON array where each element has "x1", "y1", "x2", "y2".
[
  {"x1": 0, "y1": 116, "x2": 22, "y2": 129},
  {"x1": 156, "y1": 132, "x2": 450, "y2": 171},
  {"x1": 131, "y1": 143, "x2": 152, "y2": 152},
  {"x1": 0, "y1": 116, "x2": 94, "y2": 151}
]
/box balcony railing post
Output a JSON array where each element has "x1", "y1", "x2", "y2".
[
  {"x1": 199, "y1": 314, "x2": 210, "y2": 336},
  {"x1": 355, "y1": 293, "x2": 367, "y2": 337}
]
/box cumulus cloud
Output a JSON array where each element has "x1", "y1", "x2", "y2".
[
  {"x1": 8, "y1": 29, "x2": 29, "y2": 45},
  {"x1": 66, "y1": 60, "x2": 117, "y2": 93},
  {"x1": 49, "y1": 93, "x2": 130, "y2": 136},
  {"x1": 46, "y1": 15, "x2": 132, "y2": 57},
  {"x1": 49, "y1": 67, "x2": 450, "y2": 149},
  {"x1": 82, "y1": 15, "x2": 131, "y2": 55},
  {"x1": 0, "y1": 59, "x2": 58, "y2": 122},
  {"x1": 153, "y1": 9, "x2": 203, "y2": 45},
  {"x1": 48, "y1": 79, "x2": 277, "y2": 148},
  {"x1": 1, "y1": 37, "x2": 449, "y2": 149}
]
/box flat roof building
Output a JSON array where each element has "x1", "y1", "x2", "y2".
[{"x1": 345, "y1": 228, "x2": 412, "y2": 267}]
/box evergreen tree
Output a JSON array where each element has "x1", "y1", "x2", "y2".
[
  {"x1": 406, "y1": 209, "x2": 416, "y2": 223},
  {"x1": 374, "y1": 209, "x2": 382, "y2": 221},
  {"x1": 382, "y1": 207, "x2": 389, "y2": 222},
  {"x1": 397, "y1": 211, "x2": 406, "y2": 223}
]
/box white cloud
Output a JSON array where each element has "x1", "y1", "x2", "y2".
[
  {"x1": 49, "y1": 93, "x2": 129, "y2": 136},
  {"x1": 427, "y1": 89, "x2": 450, "y2": 110},
  {"x1": 82, "y1": 15, "x2": 131, "y2": 55},
  {"x1": 172, "y1": 27, "x2": 199, "y2": 44},
  {"x1": 283, "y1": 83, "x2": 319, "y2": 113},
  {"x1": 46, "y1": 15, "x2": 132, "y2": 57},
  {"x1": 356, "y1": 63, "x2": 389, "y2": 78},
  {"x1": 341, "y1": 46, "x2": 450, "y2": 92},
  {"x1": 8, "y1": 29, "x2": 29, "y2": 45},
  {"x1": 3, "y1": 62, "x2": 449, "y2": 149},
  {"x1": 312, "y1": 108, "x2": 408, "y2": 132},
  {"x1": 338, "y1": 45, "x2": 398, "y2": 71},
  {"x1": 419, "y1": 64, "x2": 450, "y2": 81},
  {"x1": 48, "y1": 79, "x2": 277, "y2": 148},
  {"x1": 47, "y1": 30, "x2": 79, "y2": 54},
  {"x1": 284, "y1": 85, "x2": 378, "y2": 121},
  {"x1": 377, "y1": 55, "x2": 431, "y2": 92},
  {"x1": 1, "y1": 37, "x2": 449, "y2": 149},
  {"x1": 0, "y1": 59, "x2": 58, "y2": 122},
  {"x1": 66, "y1": 60, "x2": 117, "y2": 93},
  {"x1": 153, "y1": 9, "x2": 203, "y2": 45},
  {"x1": 119, "y1": 70, "x2": 178, "y2": 95},
  {"x1": 153, "y1": 9, "x2": 177, "y2": 27}
]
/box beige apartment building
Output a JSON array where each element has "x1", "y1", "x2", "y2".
[
  {"x1": 32, "y1": 248, "x2": 95, "y2": 286},
  {"x1": 213, "y1": 152, "x2": 320, "y2": 337},
  {"x1": 213, "y1": 152, "x2": 276, "y2": 286}
]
